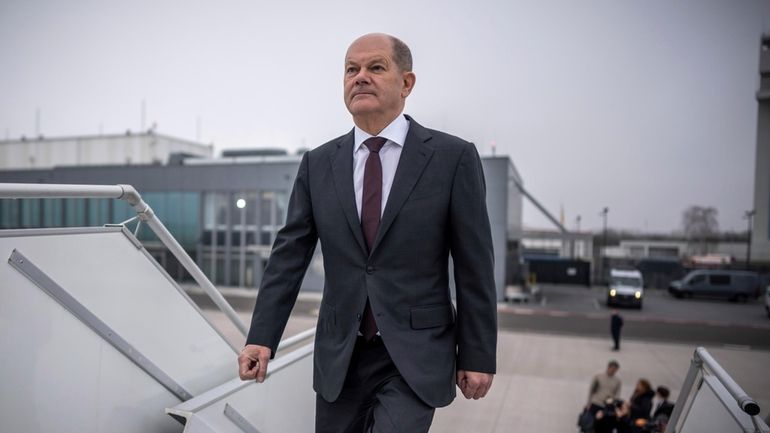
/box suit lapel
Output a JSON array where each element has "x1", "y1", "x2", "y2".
[
  {"x1": 370, "y1": 118, "x2": 434, "y2": 255},
  {"x1": 330, "y1": 130, "x2": 368, "y2": 256}
]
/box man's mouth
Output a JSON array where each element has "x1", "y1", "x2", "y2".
[{"x1": 352, "y1": 91, "x2": 375, "y2": 99}]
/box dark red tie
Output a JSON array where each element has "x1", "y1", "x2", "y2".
[{"x1": 360, "y1": 136, "x2": 387, "y2": 340}]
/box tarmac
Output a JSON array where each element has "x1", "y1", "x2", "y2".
[{"x1": 197, "y1": 290, "x2": 770, "y2": 432}]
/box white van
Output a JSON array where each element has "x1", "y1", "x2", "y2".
[{"x1": 607, "y1": 269, "x2": 644, "y2": 309}]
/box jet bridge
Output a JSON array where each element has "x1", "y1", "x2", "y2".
[{"x1": 0, "y1": 183, "x2": 315, "y2": 433}]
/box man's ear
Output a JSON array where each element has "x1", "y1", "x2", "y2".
[{"x1": 401, "y1": 71, "x2": 416, "y2": 98}]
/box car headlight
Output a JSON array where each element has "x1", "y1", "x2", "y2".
[
  {"x1": 610, "y1": 289, "x2": 617, "y2": 297},
  {"x1": 634, "y1": 291, "x2": 642, "y2": 299}
]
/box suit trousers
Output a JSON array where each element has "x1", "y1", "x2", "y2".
[{"x1": 315, "y1": 336, "x2": 436, "y2": 433}]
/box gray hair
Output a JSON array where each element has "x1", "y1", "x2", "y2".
[{"x1": 389, "y1": 36, "x2": 413, "y2": 72}]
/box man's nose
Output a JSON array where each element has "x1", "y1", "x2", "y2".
[{"x1": 354, "y1": 70, "x2": 371, "y2": 85}]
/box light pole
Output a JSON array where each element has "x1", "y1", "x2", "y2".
[
  {"x1": 572, "y1": 214, "x2": 582, "y2": 259},
  {"x1": 745, "y1": 209, "x2": 755, "y2": 268},
  {"x1": 600, "y1": 207, "x2": 609, "y2": 284},
  {"x1": 236, "y1": 197, "x2": 247, "y2": 287}
]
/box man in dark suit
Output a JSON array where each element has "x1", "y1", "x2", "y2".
[
  {"x1": 610, "y1": 309, "x2": 623, "y2": 351},
  {"x1": 238, "y1": 32, "x2": 497, "y2": 433}
]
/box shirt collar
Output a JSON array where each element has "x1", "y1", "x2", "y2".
[{"x1": 353, "y1": 113, "x2": 410, "y2": 153}]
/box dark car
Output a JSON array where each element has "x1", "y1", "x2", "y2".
[{"x1": 668, "y1": 270, "x2": 761, "y2": 301}]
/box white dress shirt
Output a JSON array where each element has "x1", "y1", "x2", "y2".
[{"x1": 353, "y1": 113, "x2": 410, "y2": 220}]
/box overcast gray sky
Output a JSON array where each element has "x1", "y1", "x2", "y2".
[{"x1": 1, "y1": 0, "x2": 768, "y2": 233}]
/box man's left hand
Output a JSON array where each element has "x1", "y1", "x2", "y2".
[{"x1": 456, "y1": 370, "x2": 494, "y2": 400}]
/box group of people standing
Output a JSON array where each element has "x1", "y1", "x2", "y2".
[{"x1": 580, "y1": 361, "x2": 675, "y2": 433}]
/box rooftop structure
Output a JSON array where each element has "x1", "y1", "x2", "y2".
[{"x1": 0, "y1": 131, "x2": 214, "y2": 170}]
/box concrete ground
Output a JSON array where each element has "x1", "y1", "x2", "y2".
[
  {"x1": 199, "y1": 291, "x2": 770, "y2": 432},
  {"x1": 431, "y1": 332, "x2": 770, "y2": 432}
]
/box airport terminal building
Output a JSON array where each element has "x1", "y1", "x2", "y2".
[{"x1": 0, "y1": 131, "x2": 524, "y2": 300}]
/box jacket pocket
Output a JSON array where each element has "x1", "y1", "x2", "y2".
[{"x1": 410, "y1": 303, "x2": 454, "y2": 329}]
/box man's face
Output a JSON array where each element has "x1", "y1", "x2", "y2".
[
  {"x1": 343, "y1": 35, "x2": 414, "y2": 121},
  {"x1": 607, "y1": 366, "x2": 618, "y2": 376}
]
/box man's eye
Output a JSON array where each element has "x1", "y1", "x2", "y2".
[
  {"x1": 371, "y1": 65, "x2": 384, "y2": 71},
  {"x1": 346, "y1": 67, "x2": 358, "y2": 74}
]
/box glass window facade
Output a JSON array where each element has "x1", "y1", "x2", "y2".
[
  {"x1": 87, "y1": 199, "x2": 111, "y2": 227},
  {"x1": 199, "y1": 189, "x2": 288, "y2": 288},
  {"x1": 43, "y1": 199, "x2": 64, "y2": 227},
  {"x1": 231, "y1": 191, "x2": 258, "y2": 247},
  {"x1": 64, "y1": 199, "x2": 86, "y2": 226},
  {"x1": 260, "y1": 191, "x2": 287, "y2": 246},
  {"x1": 0, "y1": 200, "x2": 20, "y2": 229},
  {"x1": 21, "y1": 199, "x2": 42, "y2": 227},
  {"x1": 1, "y1": 192, "x2": 199, "y2": 247},
  {"x1": 135, "y1": 192, "x2": 200, "y2": 248}
]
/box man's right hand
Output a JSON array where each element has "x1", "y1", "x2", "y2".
[{"x1": 238, "y1": 344, "x2": 272, "y2": 383}]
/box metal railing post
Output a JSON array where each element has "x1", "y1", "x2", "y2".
[{"x1": 664, "y1": 353, "x2": 702, "y2": 433}]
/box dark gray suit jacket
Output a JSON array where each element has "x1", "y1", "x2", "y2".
[{"x1": 246, "y1": 115, "x2": 497, "y2": 408}]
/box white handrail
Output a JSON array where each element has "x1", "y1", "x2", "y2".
[
  {"x1": 0, "y1": 182, "x2": 249, "y2": 337},
  {"x1": 695, "y1": 347, "x2": 760, "y2": 416},
  {"x1": 666, "y1": 346, "x2": 767, "y2": 433}
]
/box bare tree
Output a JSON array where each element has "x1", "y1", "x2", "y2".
[{"x1": 682, "y1": 206, "x2": 719, "y2": 256}]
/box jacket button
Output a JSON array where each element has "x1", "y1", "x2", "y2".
[
  {"x1": 357, "y1": 314, "x2": 362, "y2": 321},
  {"x1": 366, "y1": 265, "x2": 374, "y2": 274}
]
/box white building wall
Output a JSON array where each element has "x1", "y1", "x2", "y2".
[
  {"x1": 602, "y1": 240, "x2": 750, "y2": 260},
  {"x1": 752, "y1": 36, "x2": 770, "y2": 262},
  {"x1": 507, "y1": 161, "x2": 524, "y2": 241},
  {"x1": 480, "y1": 157, "x2": 514, "y2": 300},
  {"x1": 752, "y1": 102, "x2": 770, "y2": 262},
  {"x1": 520, "y1": 231, "x2": 594, "y2": 261},
  {"x1": 619, "y1": 240, "x2": 687, "y2": 258},
  {"x1": 0, "y1": 133, "x2": 213, "y2": 170},
  {"x1": 714, "y1": 242, "x2": 753, "y2": 261}
]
